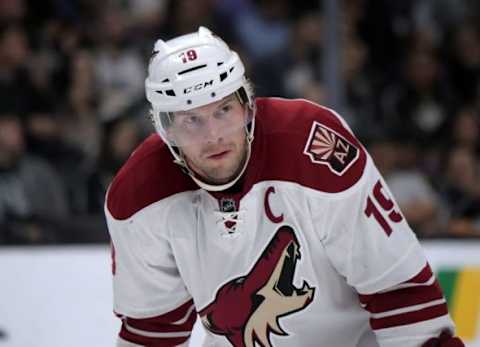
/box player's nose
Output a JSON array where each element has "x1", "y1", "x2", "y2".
[{"x1": 202, "y1": 116, "x2": 224, "y2": 142}]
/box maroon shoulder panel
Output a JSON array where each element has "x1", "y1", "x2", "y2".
[
  {"x1": 108, "y1": 99, "x2": 368, "y2": 219},
  {"x1": 106, "y1": 134, "x2": 197, "y2": 220},
  {"x1": 255, "y1": 98, "x2": 367, "y2": 193}
]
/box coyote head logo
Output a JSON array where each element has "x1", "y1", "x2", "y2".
[{"x1": 199, "y1": 226, "x2": 315, "y2": 347}]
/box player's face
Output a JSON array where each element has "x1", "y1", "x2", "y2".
[{"x1": 168, "y1": 95, "x2": 249, "y2": 184}]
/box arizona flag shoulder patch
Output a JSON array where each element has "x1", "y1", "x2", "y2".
[{"x1": 303, "y1": 121, "x2": 360, "y2": 175}]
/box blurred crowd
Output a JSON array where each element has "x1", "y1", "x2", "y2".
[{"x1": 0, "y1": 0, "x2": 479, "y2": 244}]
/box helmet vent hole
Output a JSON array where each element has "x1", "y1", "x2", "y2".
[
  {"x1": 220, "y1": 72, "x2": 228, "y2": 82},
  {"x1": 165, "y1": 89, "x2": 176, "y2": 96},
  {"x1": 229, "y1": 67, "x2": 234, "y2": 72},
  {"x1": 217, "y1": 62, "x2": 224, "y2": 66},
  {"x1": 211, "y1": 92, "x2": 216, "y2": 97},
  {"x1": 162, "y1": 78, "x2": 170, "y2": 83},
  {"x1": 178, "y1": 64, "x2": 207, "y2": 75},
  {"x1": 187, "y1": 100, "x2": 192, "y2": 105},
  {"x1": 156, "y1": 90, "x2": 164, "y2": 94}
]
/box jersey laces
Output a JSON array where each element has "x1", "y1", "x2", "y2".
[{"x1": 214, "y1": 209, "x2": 246, "y2": 237}]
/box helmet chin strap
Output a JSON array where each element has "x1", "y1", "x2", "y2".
[{"x1": 168, "y1": 117, "x2": 255, "y2": 192}]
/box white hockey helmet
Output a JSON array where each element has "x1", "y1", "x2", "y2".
[{"x1": 145, "y1": 26, "x2": 255, "y2": 191}]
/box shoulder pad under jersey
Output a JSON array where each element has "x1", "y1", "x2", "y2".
[{"x1": 106, "y1": 134, "x2": 197, "y2": 220}]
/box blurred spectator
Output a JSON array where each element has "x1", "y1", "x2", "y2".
[
  {"x1": 160, "y1": 0, "x2": 237, "y2": 50},
  {"x1": 93, "y1": 6, "x2": 145, "y2": 122},
  {"x1": 369, "y1": 137, "x2": 442, "y2": 237},
  {"x1": 63, "y1": 49, "x2": 101, "y2": 164},
  {"x1": 284, "y1": 12, "x2": 325, "y2": 101},
  {"x1": 253, "y1": 12, "x2": 325, "y2": 99},
  {"x1": 0, "y1": 23, "x2": 36, "y2": 116},
  {"x1": 380, "y1": 46, "x2": 456, "y2": 145},
  {"x1": 129, "y1": 0, "x2": 167, "y2": 29},
  {"x1": 24, "y1": 97, "x2": 86, "y2": 209},
  {"x1": 165, "y1": 0, "x2": 221, "y2": 34},
  {"x1": 449, "y1": 107, "x2": 479, "y2": 153},
  {"x1": 0, "y1": 23, "x2": 83, "y2": 175},
  {"x1": 124, "y1": 0, "x2": 168, "y2": 53},
  {"x1": 0, "y1": 0, "x2": 26, "y2": 23},
  {"x1": 341, "y1": 34, "x2": 379, "y2": 138},
  {"x1": 438, "y1": 147, "x2": 480, "y2": 237},
  {"x1": 422, "y1": 107, "x2": 480, "y2": 180},
  {"x1": 0, "y1": 113, "x2": 69, "y2": 244},
  {"x1": 367, "y1": 136, "x2": 397, "y2": 179},
  {"x1": 234, "y1": 0, "x2": 291, "y2": 63},
  {"x1": 356, "y1": 0, "x2": 416, "y2": 74},
  {"x1": 446, "y1": 23, "x2": 480, "y2": 104},
  {"x1": 413, "y1": 0, "x2": 469, "y2": 44}
]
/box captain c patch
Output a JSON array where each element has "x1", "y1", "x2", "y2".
[{"x1": 303, "y1": 121, "x2": 359, "y2": 175}]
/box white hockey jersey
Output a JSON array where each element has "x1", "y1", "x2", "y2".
[{"x1": 105, "y1": 98, "x2": 455, "y2": 347}]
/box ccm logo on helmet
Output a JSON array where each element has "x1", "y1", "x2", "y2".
[{"x1": 184, "y1": 80, "x2": 214, "y2": 94}]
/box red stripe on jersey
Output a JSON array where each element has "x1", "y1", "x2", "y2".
[
  {"x1": 126, "y1": 300, "x2": 196, "y2": 332},
  {"x1": 408, "y1": 264, "x2": 433, "y2": 283},
  {"x1": 359, "y1": 281, "x2": 444, "y2": 314},
  {"x1": 118, "y1": 300, "x2": 196, "y2": 346},
  {"x1": 358, "y1": 264, "x2": 441, "y2": 314},
  {"x1": 370, "y1": 302, "x2": 448, "y2": 330},
  {"x1": 119, "y1": 327, "x2": 190, "y2": 347}
]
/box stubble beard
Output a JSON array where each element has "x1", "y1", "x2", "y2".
[
  {"x1": 205, "y1": 144, "x2": 248, "y2": 184},
  {"x1": 188, "y1": 139, "x2": 249, "y2": 185}
]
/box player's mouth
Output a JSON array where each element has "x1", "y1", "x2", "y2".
[{"x1": 206, "y1": 150, "x2": 231, "y2": 160}]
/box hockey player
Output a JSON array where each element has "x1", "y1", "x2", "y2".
[{"x1": 105, "y1": 27, "x2": 464, "y2": 347}]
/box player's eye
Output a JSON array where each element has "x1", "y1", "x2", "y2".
[
  {"x1": 221, "y1": 104, "x2": 232, "y2": 113},
  {"x1": 186, "y1": 115, "x2": 199, "y2": 123},
  {"x1": 215, "y1": 104, "x2": 232, "y2": 118},
  {"x1": 181, "y1": 115, "x2": 203, "y2": 128}
]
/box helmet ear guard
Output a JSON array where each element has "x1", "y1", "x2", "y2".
[{"x1": 145, "y1": 27, "x2": 256, "y2": 191}]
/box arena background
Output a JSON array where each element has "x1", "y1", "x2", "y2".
[{"x1": 0, "y1": 0, "x2": 479, "y2": 346}]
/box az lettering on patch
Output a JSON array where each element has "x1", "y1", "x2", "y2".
[{"x1": 303, "y1": 121, "x2": 359, "y2": 175}]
